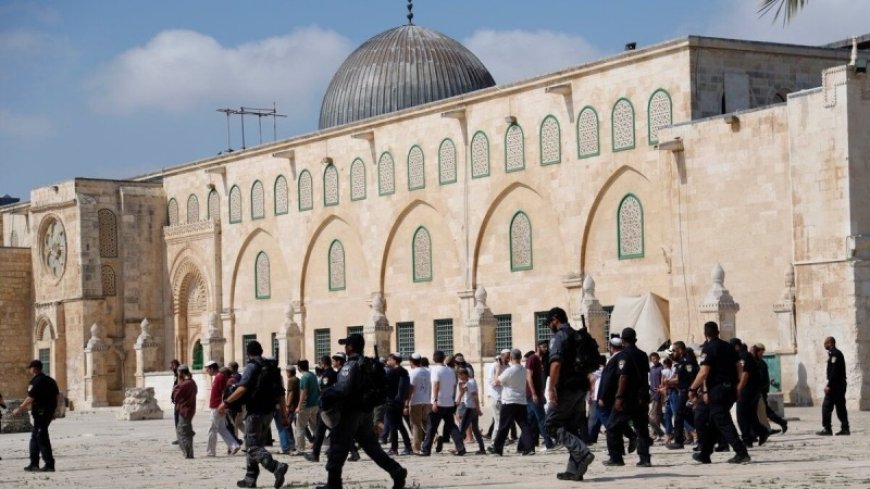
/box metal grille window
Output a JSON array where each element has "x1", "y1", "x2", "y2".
[
  {"x1": 603, "y1": 305, "x2": 614, "y2": 343},
  {"x1": 535, "y1": 311, "x2": 553, "y2": 344},
  {"x1": 347, "y1": 325, "x2": 363, "y2": 337},
  {"x1": 434, "y1": 319, "x2": 454, "y2": 356},
  {"x1": 272, "y1": 332, "x2": 279, "y2": 360},
  {"x1": 314, "y1": 329, "x2": 331, "y2": 361},
  {"x1": 39, "y1": 348, "x2": 50, "y2": 376},
  {"x1": 396, "y1": 322, "x2": 415, "y2": 358},
  {"x1": 494, "y1": 314, "x2": 513, "y2": 354},
  {"x1": 242, "y1": 334, "x2": 257, "y2": 355}
]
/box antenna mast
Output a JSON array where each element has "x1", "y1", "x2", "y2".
[{"x1": 215, "y1": 104, "x2": 287, "y2": 153}]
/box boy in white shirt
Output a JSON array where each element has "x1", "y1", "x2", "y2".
[
  {"x1": 457, "y1": 368, "x2": 486, "y2": 454},
  {"x1": 420, "y1": 350, "x2": 466, "y2": 456},
  {"x1": 488, "y1": 349, "x2": 531, "y2": 455}
]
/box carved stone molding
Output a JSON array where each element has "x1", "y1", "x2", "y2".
[{"x1": 163, "y1": 219, "x2": 219, "y2": 241}]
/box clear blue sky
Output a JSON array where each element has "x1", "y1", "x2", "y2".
[{"x1": 1, "y1": 0, "x2": 867, "y2": 200}]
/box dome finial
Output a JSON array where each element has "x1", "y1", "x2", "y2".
[{"x1": 406, "y1": 0, "x2": 414, "y2": 25}]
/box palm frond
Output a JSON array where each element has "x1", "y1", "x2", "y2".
[{"x1": 758, "y1": 0, "x2": 808, "y2": 26}]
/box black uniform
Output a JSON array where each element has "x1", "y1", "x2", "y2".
[
  {"x1": 26, "y1": 372, "x2": 59, "y2": 470},
  {"x1": 822, "y1": 346, "x2": 849, "y2": 433},
  {"x1": 735, "y1": 350, "x2": 767, "y2": 445},
  {"x1": 605, "y1": 344, "x2": 651, "y2": 464},
  {"x1": 697, "y1": 338, "x2": 748, "y2": 459},
  {"x1": 319, "y1": 353, "x2": 405, "y2": 489},
  {"x1": 237, "y1": 357, "x2": 288, "y2": 487},
  {"x1": 757, "y1": 357, "x2": 787, "y2": 428},
  {"x1": 672, "y1": 353, "x2": 698, "y2": 445},
  {"x1": 311, "y1": 367, "x2": 359, "y2": 461},
  {"x1": 384, "y1": 365, "x2": 412, "y2": 452}
]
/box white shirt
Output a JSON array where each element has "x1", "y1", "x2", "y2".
[
  {"x1": 430, "y1": 364, "x2": 457, "y2": 407},
  {"x1": 498, "y1": 364, "x2": 527, "y2": 405},
  {"x1": 486, "y1": 361, "x2": 502, "y2": 401},
  {"x1": 409, "y1": 366, "x2": 431, "y2": 406},
  {"x1": 461, "y1": 378, "x2": 479, "y2": 409},
  {"x1": 592, "y1": 365, "x2": 604, "y2": 401}
]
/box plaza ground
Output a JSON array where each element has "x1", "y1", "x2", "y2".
[{"x1": 0, "y1": 406, "x2": 866, "y2": 488}]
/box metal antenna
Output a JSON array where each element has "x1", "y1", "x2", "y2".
[
  {"x1": 406, "y1": 0, "x2": 414, "y2": 25},
  {"x1": 216, "y1": 106, "x2": 287, "y2": 152}
]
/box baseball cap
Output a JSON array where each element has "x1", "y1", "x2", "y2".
[{"x1": 338, "y1": 333, "x2": 365, "y2": 351}]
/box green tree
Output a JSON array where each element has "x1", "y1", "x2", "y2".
[{"x1": 759, "y1": 0, "x2": 808, "y2": 25}]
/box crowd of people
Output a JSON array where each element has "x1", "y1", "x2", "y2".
[{"x1": 4, "y1": 307, "x2": 854, "y2": 488}]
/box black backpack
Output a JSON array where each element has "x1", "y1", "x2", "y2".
[
  {"x1": 247, "y1": 358, "x2": 282, "y2": 414},
  {"x1": 572, "y1": 327, "x2": 600, "y2": 377},
  {"x1": 358, "y1": 357, "x2": 387, "y2": 411}
]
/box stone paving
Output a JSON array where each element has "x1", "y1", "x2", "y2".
[{"x1": 0, "y1": 406, "x2": 866, "y2": 488}]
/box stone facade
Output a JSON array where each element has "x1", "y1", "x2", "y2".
[
  {"x1": 1, "y1": 34, "x2": 868, "y2": 410},
  {"x1": 0, "y1": 247, "x2": 34, "y2": 398}
]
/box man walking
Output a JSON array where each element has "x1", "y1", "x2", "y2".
[
  {"x1": 666, "y1": 341, "x2": 698, "y2": 449},
  {"x1": 616, "y1": 327, "x2": 652, "y2": 467},
  {"x1": 489, "y1": 349, "x2": 530, "y2": 455},
  {"x1": 205, "y1": 361, "x2": 240, "y2": 456},
  {"x1": 524, "y1": 341, "x2": 554, "y2": 451},
  {"x1": 172, "y1": 364, "x2": 198, "y2": 459},
  {"x1": 219, "y1": 340, "x2": 289, "y2": 488},
  {"x1": 817, "y1": 336, "x2": 850, "y2": 436},
  {"x1": 752, "y1": 344, "x2": 788, "y2": 434},
  {"x1": 732, "y1": 339, "x2": 768, "y2": 447},
  {"x1": 407, "y1": 353, "x2": 431, "y2": 454},
  {"x1": 420, "y1": 350, "x2": 465, "y2": 456},
  {"x1": 385, "y1": 353, "x2": 413, "y2": 455},
  {"x1": 13, "y1": 359, "x2": 59, "y2": 472},
  {"x1": 294, "y1": 359, "x2": 321, "y2": 455}
]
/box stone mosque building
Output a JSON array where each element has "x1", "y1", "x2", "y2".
[{"x1": 1, "y1": 13, "x2": 869, "y2": 410}]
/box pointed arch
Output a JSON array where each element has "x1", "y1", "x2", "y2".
[
  {"x1": 617, "y1": 193, "x2": 644, "y2": 259},
  {"x1": 323, "y1": 163, "x2": 339, "y2": 206},
  {"x1": 412, "y1": 226, "x2": 432, "y2": 282},
  {"x1": 350, "y1": 158, "x2": 367, "y2": 201},
  {"x1": 470, "y1": 130, "x2": 490, "y2": 178},
  {"x1": 298, "y1": 170, "x2": 313, "y2": 211},
  {"x1": 577, "y1": 106, "x2": 600, "y2": 158},
  {"x1": 647, "y1": 88, "x2": 673, "y2": 145},
  {"x1": 438, "y1": 138, "x2": 457, "y2": 185},
  {"x1": 251, "y1": 180, "x2": 265, "y2": 220},
  {"x1": 378, "y1": 152, "x2": 396, "y2": 196},
  {"x1": 509, "y1": 211, "x2": 533, "y2": 271},
  {"x1": 255, "y1": 251, "x2": 271, "y2": 299},
  {"x1": 274, "y1": 175, "x2": 289, "y2": 215},
  {"x1": 611, "y1": 97, "x2": 635, "y2": 151},
  {"x1": 407, "y1": 145, "x2": 425, "y2": 191},
  {"x1": 228, "y1": 185, "x2": 242, "y2": 223},
  {"x1": 539, "y1": 115, "x2": 561, "y2": 165},
  {"x1": 101, "y1": 265, "x2": 116, "y2": 296},
  {"x1": 328, "y1": 239, "x2": 346, "y2": 291},
  {"x1": 167, "y1": 198, "x2": 179, "y2": 226},
  {"x1": 98, "y1": 209, "x2": 118, "y2": 257},
  {"x1": 186, "y1": 194, "x2": 199, "y2": 223},
  {"x1": 504, "y1": 123, "x2": 525, "y2": 173},
  {"x1": 207, "y1": 189, "x2": 220, "y2": 221}
]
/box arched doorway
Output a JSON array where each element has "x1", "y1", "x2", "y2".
[
  {"x1": 192, "y1": 340, "x2": 203, "y2": 370},
  {"x1": 172, "y1": 260, "x2": 210, "y2": 364}
]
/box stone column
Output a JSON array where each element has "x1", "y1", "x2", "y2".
[
  {"x1": 698, "y1": 263, "x2": 740, "y2": 339},
  {"x1": 83, "y1": 323, "x2": 110, "y2": 408},
  {"x1": 578, "y1": 275, "x2": 609, "y2": 351},
  {"x1": 279, "y1": 303, "x2": 302, "y2": 366},
  {"x1": 773, "y1": 265, "x2": 797, "y2": 354},
  {"x1": 201, "y1": 311, "x2": 226, "y2": 366},
  {"x1": 462, "y1": 286, "x2": 497, "y2": 363},
  {"x1": 363, "y1": 292, "x2": 392, "y2": 357},
  {"x1": 134, "y1": 319, "x2": 159, "y2": 387}
]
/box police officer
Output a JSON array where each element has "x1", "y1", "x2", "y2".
[
  {"x1": 603, "y1": 327, "x2": 652, "y2": 467},
  {"x1": 666, "y1": 341, "x2": 698, "y2": 449},
  {"x1": 316, "y1": 333, "x2": 407, "y2": 489},
  {"x1": 543, "y1": 307, "x2": 595, "y2": 481},
  {"x1": 599, "y1": 336, "x2": 630, "y2": 465},
  {"x1": 732, "y1": 338, "x2": 768, "y2": 447},
  {"x1": 307, "y1": 353, "x2": 360, "y2": 463},
  {"x1": 817, "y1": 336, "x2": 850, "y2": 436},
  {"x1": 219, "y1": 340, "x2": 289, "y2": 489},
  {"x1": 689, "y1": 322, "x2": 750, "y2": 464},
  {"x1": 13, "y1": 359, "x2": 59, "y2": 472}
]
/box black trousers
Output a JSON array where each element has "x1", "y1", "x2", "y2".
[
  {"x1": 421, "y1": 406, "x2": 464, "y2": 454},
  {"x1": 493, "y1": 403, "x2": 529, "y2": 453},
  {"x1": 700, "y1": 384, "x2": 748, "y2": 458},
  {"x1": 736, "y1": 390, "x2": 767, "y2": 443},
  {"x1": 385, "y1": 404, "x2": 411, "y2": 451},
  {"x1": 822, "y1": 388, "x2": 849, "y2": 431},
  {"x1": 605, "y1": 403, "x2": 651, "y2": 462},
  {"x1": 325, "y1": 411, "x2": 403, "y2": 489},
  {"x1": 545, "y1": 388, "x2": 592, "y2": 476},
  {"x1": 311, "y1": 415, "x2": 359, "y2": 459},
  {"x1": 29, "y1": 413, "x2": 54, "y2": 468},
  {"x1": 673, "y1": 389, "x2": 691, "y2": 444},
  {"x1": 761, "y1": 393, "x2": 787, "y2": 427}
]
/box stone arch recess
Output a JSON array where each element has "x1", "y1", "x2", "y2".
[
  {"x1": 298, "y1": 215, "x2": 355, "y2": 302},
  {"x1": 34, "y1": 315, "x2": 56, "y2": 342},
  {"x1": 376, "y1": 200, "x2": 445, "y2": 292}
]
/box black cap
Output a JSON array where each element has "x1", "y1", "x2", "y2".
[
  {"x1": 338, "y1": 333, "x2": 365, "y2": 351},
  {"x1": 621, "y1": 327, "x2": 637, "y2": 342},
  {"x1": 28, "y1": 359, "x2": 43, "y2": 370}
]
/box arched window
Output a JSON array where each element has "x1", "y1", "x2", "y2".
[
  {"x1": 229, "y1": 186, "x2": 242, "y2": 223},
  {"x1": 251, "y1": 180, "x2": 265, "y2": 220},
  {"x1": 470, "y1": 131, "x2": 490, "y2": 178},
  {"x1": 612, "y1": 98, "x2": 635, "y2": 151},
  {"x1": 617, "y1": 194, "x2": 644, "y2": 259},
  {"x1": 577, "y1": 106, "x2": 600, "y2": 158},
  {"x1": 207, "y1": 189, "x2": 220, "y2": 221},
  {"x1": 438, "y1": 139, "x2": 457, "y2": 185},
  {"x1": 408, "y1": 145, "x2": 425, "y2": 190},
  {"x1": 298, "y1": 170, "x2": 313, "y2": 211},
  {"x1": 378, "y1": 152, "x2": 395, "y2": 196},
  {"x1": 647, "y1": 89, "x2": 673, "y2": 145},
  {"x1": 412, "y1": 226, "x2": 432, "y2": 282},
  {"x1": 324, "y1": 164, "x2": 339, "y2": 206},
  {"x1": 255, "y1": 251, "x2": 271, "y2": 299},
  {"x1": 274, "y1": 175, "x2": 289, "y2": 215},
  {"x1": 350, "y1": 158, "x2": 366, "y2": 201},
  {"x1": 192, "y1": 340, "x2": 203, "y2": 370},
  {"x1": 167, "y1": 198, "x2": 179, "y2": 226},
  {"x1": 186, "y1": 194, "x2": 199, "y2": 223},
  {"x1": 98, "y1": 209, "x2": 117, "y2": 257},
  {"x1": 540, "y1": 115, "x2": 561, "y2": 165},
  {"x1": 328, "y1": 240, "x2": 346, "y2": 291},
  {"x1": 510, "y1": 211, "x2": 533, "y2": 271},
  {"x1": 101, "y1": 265, "x2": 116, "y2": 296},
  {"x1": 504, "y1": 124, "x2": 525, "y2": 172}
]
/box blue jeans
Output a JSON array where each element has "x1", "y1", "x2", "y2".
[
  {"x1": 664, "y1": 390, "x2": 678, "y2": 434},
  {"x1": 274, "y1": 407, "x2": 293, "y2": 452},
  {"x1": 588, "y1": 403, "x2": 610, "y2": 443},
  {"x1": 525, "y1": 399, "x2": 554, "y2": 449}
]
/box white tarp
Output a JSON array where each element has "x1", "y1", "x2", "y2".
[{"x1": 609, "y1": 292, "x2": 670, "y2": 353}]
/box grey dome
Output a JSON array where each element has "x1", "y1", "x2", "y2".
[{"x1": 319, "y1": 25, "x2": 496, "y2": 129}]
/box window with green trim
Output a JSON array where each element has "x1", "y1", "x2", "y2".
[
  {"x1": 438, "y1": 139, "x2": 457, "y2": 185},
  {"x1": 494, "y1": 314, "x2": 513, "y2": 354},
  {"x1": 396, "y1": 322, "x2": 415, "y2": 358},
  {"x1": 186, "y1": 194, "x2": 199, "y2": 223},
  {"x1": 324, "y1": 164, "x2": 339, "y2": 206},
  {"x1": 208, "y1": 189, "x2": 220, "y2": 220},
  {"x1": 504, "y1": 124, "x2": 525, "y2": 172},
  {"x1": 434, "y1": 319, "x2": 454, "y2": 356},
  {"x1": 350, "y1": 158, "x2": 366, "y2": 201},
  {"x1": 192, "y1": 340, "x2": 203, "y2": 370},
  {"x1": 510, "y1": 211, "x2": 532, "y2": 271},
  {"x1": 274, "y1": 175, "x2": 289, "y2": 215},
  {"x1": 407, "y1": 145, "x2": 425, "y2": 190},
  {"x1": 647, "y1": 89, "x2": 673, "y2": 145},
  {"x1": 314, "y1": 329, "x2": 331, "y2": 361},
  {"x1": 577, "y1": 107, "x2": 600, "y2": 158},
  {"x1": 617, "y1": 194, "x2": 644, "y2": 259},
  {"x1": 470, "y1": 131, "x2": 490, "y2": 178},
  {"x1": 229, "y1": 186, "x2": 242, "y2": 223},
  {"x1": 412, "y1": 226, "x2": 432, "y2": 282},
  {"x1": 378, "y1": 152, "x2": 395, "y2": 195},
  {"x1": 251, "y1": 180, "x2": 265, "y2": 220},
  {"x1": 298, "y1": 170, "x2": 313, "y2": 211},
  {"x1": 534, "y1": 311, "x2": 553, "y2": 344},
  {"x1": 38, "y1": 348, "x2": 50, "y2": 376},
  {"x1": 328, "y1": 240, "x2": 345, "y2": 291},
  {"x1": 255, "y1": 251, "x2": 271, "y2": 299},
  {"x1": 540, "y1": 115, "x2": 561, "y2": 165},
  {"x1": 612, "y1": 98, "x2": 635, "y2": 151},
  {"x1": 167, "y1": 198, "x2": 179, "y2": 226}
]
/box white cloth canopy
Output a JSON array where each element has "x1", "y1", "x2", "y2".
[{"x1": 609, "y1": 292, "x2": 670, "y2": 353}]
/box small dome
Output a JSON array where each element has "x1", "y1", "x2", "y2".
[{"x1": 319, "y1": 24, "x2": 496, "y2": 129}]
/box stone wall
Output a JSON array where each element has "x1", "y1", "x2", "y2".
[{"x1": 0, "y1": 247, "x2": 34, "y2": 398}]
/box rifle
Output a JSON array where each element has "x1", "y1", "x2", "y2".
[{"x1": 580, "y1": 314, "x2": 587, "y2": 330}]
